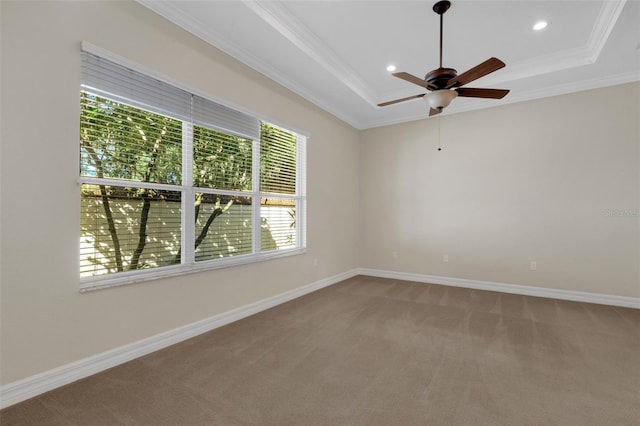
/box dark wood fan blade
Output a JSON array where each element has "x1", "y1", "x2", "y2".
[
  {"x1": 393, "y1": 72, "x2": 429, "y2": 88},
  {"x1": 455, "y1": 87, "x2": 509, "y2": 99},
  {"x1": 429, "y1": 107, "x2": 442, "y2": 116},
  {"x1": 446, "y1": 57, "x2": 505, "y2": 88},
  {"x1": 378, "y1": 93, "x2": 426, "y2": 107}
]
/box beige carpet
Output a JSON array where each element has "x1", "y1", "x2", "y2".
[{"x1": 2, "y1": 275, "x2": 639, "y2": 425}]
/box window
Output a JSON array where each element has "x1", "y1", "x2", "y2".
[{"x1": 79, "y1": 50, "x2": 306, "y2": 290}]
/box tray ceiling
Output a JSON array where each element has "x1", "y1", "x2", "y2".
[{"x1": 138, "y1": 0, "x2": 640, "y2": 129}]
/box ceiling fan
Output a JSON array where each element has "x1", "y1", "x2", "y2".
[{"x1": 379, "y1": 0, "x2": 509, "y2": 116}]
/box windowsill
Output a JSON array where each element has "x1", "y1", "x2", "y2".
[{"x1": 79, "y1": 247, "x2": 307, "y2": 292}]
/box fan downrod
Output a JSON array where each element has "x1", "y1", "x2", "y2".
[{"x1": 433, "y1": 1, "x2": 451, "y2": 15}]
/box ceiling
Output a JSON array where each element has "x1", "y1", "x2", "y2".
[{"x1": 138, "y1": 0, "x2": 640, "y2": 130}]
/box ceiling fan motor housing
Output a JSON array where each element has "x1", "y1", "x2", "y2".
[{"x1": 425, "y1": 67, "x2": 458, "y2": 89}]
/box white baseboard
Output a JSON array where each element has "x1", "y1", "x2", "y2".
[
  {"x1": 3, "y1": 267, "x2": 637, "y2": 408},
  {"x1": 357, "y1": 268, "x2": 640, "y2": 309},
  {"x1": 0, "y1": 269, "x2": 358, "y2": 409}
]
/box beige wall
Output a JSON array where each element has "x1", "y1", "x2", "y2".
[
  {"x1": 1, "y1": 0, "x2": 638, "y2": 389},
  {"x1": 360, "y1": 83, "x2": 640, "y2": 298},
  {"x1": 0, "y1": 1, "x2": 360, "y2": 384}
]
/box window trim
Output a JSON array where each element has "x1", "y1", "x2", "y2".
[
  {"x1": 78, "y1": 43, "x2": 308, "y2": 292},
  {"x1": 80, "y1": 247, "x2": 307, "y2": 293}
]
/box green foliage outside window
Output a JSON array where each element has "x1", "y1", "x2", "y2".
[{"x1": 80, "y1": 93, "x2": 298, "y2": 278}]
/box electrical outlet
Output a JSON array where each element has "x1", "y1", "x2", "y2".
[
  {"x1": 392, "y1": 251, "x2": 398, "y2": 259},
  {"x1": 530, "y1": 261, "x2": 537, "y2": 271},
  {"x1": 443, "y1": 254, "x2": 449, "y2": 262},
  {"x1": 313, "y1": 258, "x2": 318, "y2": 267}
]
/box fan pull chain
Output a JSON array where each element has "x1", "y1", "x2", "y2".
[{"x1": 437, "y1": 116, "x2": 442, "y2": 151}]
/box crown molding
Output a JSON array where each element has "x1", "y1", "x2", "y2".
[
  {"x1": 587, "y1": 0, "x2": 627, "y2": 63},
  {"x1": 242, "y1": 1, "x2": 378, "y2": 106},
  {"x1": 378, "y1": 0, "x2": 627, "y2": 105},
  {"x1": 137, "y1": 0, "x2": 630, "y2": 130},
  {"x1": 364, "y1": 71, "x2": 640, "y2": 129},
  {"x1": 247, "y1": 0, "x2": 626, "y2": 109},
  {"x1": 136, "y1": 0, "x2": 363, "y2": 128},
  {"x1": 482, "y1": 0, "x2": 625, "y2": 87}
]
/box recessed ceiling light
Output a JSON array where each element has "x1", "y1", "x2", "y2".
[
  {"x1": 386, "y1": 64, "x2": 396, "y2": 72},
  {"x1": 533, "y1": 21, "x2": 548, "y2": 31}
]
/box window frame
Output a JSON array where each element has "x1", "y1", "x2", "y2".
[{"x1": 79, "y1": 43, "x2": 307, "y2": 292}]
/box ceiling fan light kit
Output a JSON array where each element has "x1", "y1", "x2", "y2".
[
  {"x1": 425, "y1": 89, "x2": 458, "y2": 110},
  {"x1": 379, "y1": 0, "x2": 509, "y2": 116}
]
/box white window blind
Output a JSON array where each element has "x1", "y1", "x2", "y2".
[
  {"x1": 260, "y1": 124, "x2": 298, "y2": 195},
  {"x1": 79, "y1": 49, "x2": 306, "y2": 291},
  {"x1": 81, "y1": 51, "x2": 192, "y2": 122},
  {"x1": 81, "y1": 51, "x2": 260, "y2": 139},
  {"x1": 193, "y1": 95, "x2": 260, "y2": 142}
]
